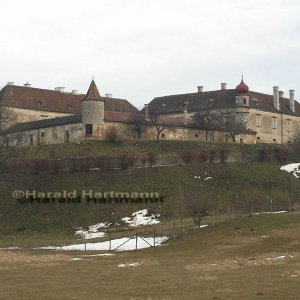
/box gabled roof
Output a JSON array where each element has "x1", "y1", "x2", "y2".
[
  {"x1": 82, "y1": 80, "x2": 102, "y2": 101},
  {"x1": 0, "y1": 84, "x2": 139, "y2": 114},
  {"x1": 9, "y1": 114, "x2": 82, "y2": 133},
  {"x1": 147, "y1": 89, "x2": 300, "y2": 116}
]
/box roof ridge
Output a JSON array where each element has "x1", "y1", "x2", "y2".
[{"x1": 153, "y1": 89, "x2": 237, "y2": 99}]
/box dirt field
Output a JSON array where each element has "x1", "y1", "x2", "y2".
[{"x1": 1, "y1": 213, "x2": 300, "y2": 299}]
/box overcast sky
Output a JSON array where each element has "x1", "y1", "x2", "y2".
[{"x1": 1, "y1": 0, "x2": 300, "y2": 109}]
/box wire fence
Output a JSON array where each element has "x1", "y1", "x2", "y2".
[{"x1": 0, "y1": 217, "x2": 222, "y2": 252}]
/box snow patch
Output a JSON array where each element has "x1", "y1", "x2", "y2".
[
  {"x1": 39, "y1": 236, "x2": 169, "y2": 252},
  {"x1": 122, "y1": 209, "x2": 160, "y2": 227},
  {"x1": 84, "y1": 253, "x2": 115, "y2": 257},
  {"x1": 75, "y1": 222, "x2": 111, "y2": 239},
  {"x1": 266, "y1": 255, "x2": 286, "y2": 261},
  {"x1": 118, "y1": 263, "x2": 140, "y2": 268},
  {"x1": 253, "y1": 211, "x2": 288, "y2": 215},
  {"x1": 195, "y1": 224, "x2": 208, "y2": 229},
  {"x1": 280, "y1": 163, "x2": 300, "y2": 178},
  {"x1": 0, "y1": 247, "x2": 20, "y2": 250}
]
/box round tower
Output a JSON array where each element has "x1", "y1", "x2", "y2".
[
  {"x1": 81, "y1": 79, "x2": 105, "y2": 138},
  {"x1": 235, "y1": 77, "x2": 250, "y2": 107}
]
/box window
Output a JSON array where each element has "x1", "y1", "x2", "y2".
[
  {"x1": 240, "y1": 138, "x2": 243, "y2": 144},
  {"x1": 161, "y1": 134, "x2": 165, "y2": 139},
  {"x1": 29, "y1": 134, "x2": 34, "y2": 145},
  {"x1": 256, "y1": 136, "x2": 261, "y2": 144},
  {"x1": 195, "y1": 133, "x2": 199, "y2": 138},
  {"x1": 52, "y1": 128, "x2": 57, "y2": 140},
  {"x1": 65, "y1": 130, "x2": 70, "y2": 143},
  {"x1": 287, "y1": 120, "x2": 292, "y2": 132},
  {"x1": 272, "y1": 118, "x2": 277, "y2": 129},
  {"x1": 209, "y1": 132, "x2": 214, "y2": 141},
  {"x1": 256, "y1": 115, "x2": 261, "y2": 127},
  {"x1": 41, "y1": 132, "x2": 45, "y2": 144},
  {"x1": 85, "y1": 124, "x2": 93, "y2": 136},
  {"x1": 273, "y1": 139, "x2": 277, "y2": 144}
]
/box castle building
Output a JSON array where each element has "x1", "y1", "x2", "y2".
[
  {"x1": 4, "y1": 78, "x2": 299, "y2": 145},
  {"x1": 147, "y1": 78, "x2": 300, "y2": 144}
]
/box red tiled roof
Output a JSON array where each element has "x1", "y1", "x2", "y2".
[
  {"x1": 82, "y1": 80, "x2": 101, "y2": 101},
  {"x1": 0, "y1": 84, "x2": 138, "y2": 114},
  {"x1": 104, "y1": 111, "x2": 186, "y2": 127},
  {"x1": 147, "y1": 89, "x2": 300, "y2": 115}
]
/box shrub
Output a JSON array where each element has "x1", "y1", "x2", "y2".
[
  {"x1": 198, "y1": 150, "x2": 209, "y2": 163},
  {"x1": 147, "y1": 152, "x2": 158, "y2": 167},
  {"x1": 105, "y1": 126, "x2": 122, "y2": 144},
  {"x1": 258, "y1": 149, "x2": 269, "y2": 162},
  {"x1": 273, "y1": 148, "x2": 288, "y2": 163},
  {"x1": 179, "y1": 150, "x2": 195, "y2": 164},
  {"x1": 220, "y1": 149, "x2": 229, "y2": 163},
  {"x1": 209, "y1": 150, "x2": 217, "y2": 163},
  {"x1": 118, "y1": 155, "x2": 136, "y2": 170}
]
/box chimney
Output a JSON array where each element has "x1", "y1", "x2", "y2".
[
  {"x1": 221, "y1": 83, "x2": 227, "y2": 90},
  {"x1": 105, "y1": 93, "x2": 112, "y2": 98},
  {"x1": 144, "y1": 104, "x2": 149, "y2": 121},
  {"x1": 72, "y1": 89, "x2": 78, "y2": 94},
  {"x1": 55, "y1": 87, "x2": 65, "y2": 92},
  {"x1": 279, "y1": 91, "x2": 284, "y2": 98},
  {"x1": 197, "y1": 86, "x2": 203, "y2": 93},
  {"x1": 183, "y1": 102, "x2": 189, "y2": 126},
  {"x1": 24, "y1": 82, "x2": 31, "y2": 87},
  {"x1": 273, "y1": 86, "x2": 280, "y2": 110},
  {"x1": 289, "y1": 90, "x2": 295, "y2": 112},
  {"x1": 7, "y1": 82, "x2": 14, "y2": 85}
]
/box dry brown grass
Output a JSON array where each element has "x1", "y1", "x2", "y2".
[
  {"x1": 1, "y1": 213, "x2": 300, "y2": 299},
  {"x1": 0, "y1": 250, "x2": 71, "y2": 266}
]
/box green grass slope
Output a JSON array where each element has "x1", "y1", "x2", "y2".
[{"x1": 0, "y1": 162, "x2": 299, "y2": 235}]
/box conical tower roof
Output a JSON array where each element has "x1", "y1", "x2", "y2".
[{"x1": 82, "y1": 79, "x2": 102, "y2": 101}]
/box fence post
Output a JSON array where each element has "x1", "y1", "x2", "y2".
[
  {"x1": 212, "y1": 208, "x2": 215, "y2": 228},
  {"x1": 109, "y1": 234, "x2": 111, "y2": 252},
  {"x1": 135, "y1": 232, "x2": 138, "y2": 251},
  {"x1": 153, "y1": 228, "x2": 156, "y2": 247},
  {"x1": 173, "y1": 222, "x2": 176, "y2": 240},
  {"x1": 84, "y1": 235, "x2": 87, "y2": 252},
  {"x1": 13, "y1": 236, "x2": 16, "y2": 250}
]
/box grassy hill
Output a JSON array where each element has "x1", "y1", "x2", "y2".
[{"x1": 0, "y1": 161, "x2": 299, "y2": 235}]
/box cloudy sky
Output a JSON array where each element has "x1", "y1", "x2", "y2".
[{"x1": 0, "y1": 0, "x2": 300, "y2": 109}]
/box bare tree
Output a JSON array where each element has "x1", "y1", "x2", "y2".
[
  {"x1": 188, "y1": 196, "x2": 209, "y2": 227},
  {"x1": 218, "y1": 110, "x2": 247, "y2": 142},
  {"x1": 192, "y1": 110, "x2": 219, "y2": 141},
  {"x1": 130, "y1": 114, "x2": 146, "y2": 139},
  {"x1": 0, "y1": 105, "x2": 24, "y2": 159},
  {"x1": 105, "y1": 126, "x2": 123, "y2": 144},
  {"x1": 148, "y1": 112, "x2": 175, "y2": 140}
]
